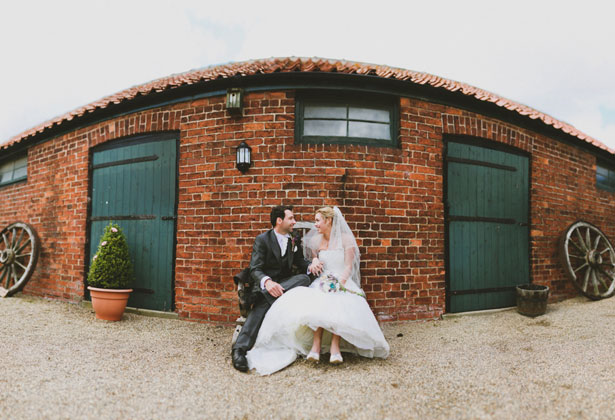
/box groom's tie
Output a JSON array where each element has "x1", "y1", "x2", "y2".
[{"x1": 286, "y1": 236, "x2": 293, "y2": 269}]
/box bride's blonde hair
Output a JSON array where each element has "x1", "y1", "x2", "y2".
[{"x1": 316, "y1": 206, "x2": 335, "y2": 221}]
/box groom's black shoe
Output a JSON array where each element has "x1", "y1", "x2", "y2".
[{"x1": 232, "y1": 348, "x2": 248, "y2": 372}]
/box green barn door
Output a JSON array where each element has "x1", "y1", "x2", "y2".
[
  {"x1": 446, "y1": 141, "x2": 529, "y2": 312},
  {"x1": 89, "y1": 134, "x2": 177, "y2": 311}
]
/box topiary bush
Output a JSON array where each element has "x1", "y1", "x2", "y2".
[{"x1": 87, "y1": 223, "x2": 135, "y2": 289}]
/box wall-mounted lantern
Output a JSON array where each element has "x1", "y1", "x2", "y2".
[
  {"x1": 226, "y1": 88, "x2": 243, "y2": 116},
  {"x1": 236, "y1": 141, "x2": 252, "y2": 173}
]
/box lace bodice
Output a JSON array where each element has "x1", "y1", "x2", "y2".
[{"x1": 318, "y1": 249, "x2": 345, "y2": 275}]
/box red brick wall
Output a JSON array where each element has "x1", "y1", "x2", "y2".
[
  {"x1": 2, "y1": 90, "x2": 613, "y2": 322},
  {"x1": 439, "y1": 102, "x2": 615, "y2": 301}
]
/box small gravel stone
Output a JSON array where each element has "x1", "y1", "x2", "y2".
[{"x1": 1, "y1": 294, "x2": 614, "y2": 419}]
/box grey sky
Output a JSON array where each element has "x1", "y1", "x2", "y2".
[{"x1": 1, "y1": 0, "x2": 614, "y2": 149}]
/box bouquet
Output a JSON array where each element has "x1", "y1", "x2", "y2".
[{"x1": 317, "y1": 272, "x2": 365, "y2": 298}]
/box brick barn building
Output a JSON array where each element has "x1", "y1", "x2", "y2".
[{"x1": 1, "y1": 57, "x2": 614, "y2": 322}]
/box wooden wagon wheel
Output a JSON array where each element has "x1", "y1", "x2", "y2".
[
  {"x1": 0, "y1": 222, "x2": 40, "y2": 297},
  {"x1": 560, "y1": 221, "x2": 615, "y2": 300}
]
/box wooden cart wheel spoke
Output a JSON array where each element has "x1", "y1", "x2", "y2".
[
  {"x1": 575, "y1": 229, "x2": 585, "y2": 249},
  {"x1": 570, "y1": 239, "x2": 586, "y2": 254},
  {"x1": 560, "y1": 221, "x2": 615, "y2": 300},
  {"x1": 598, "y1": 270, "x2": 615, "y2": 281},
  {"x1": 15, "y1": 238, "x2": 31, "y2": 255},
  {"x1": 13, "y1": 228, "x2": 25, "y2": 251},
  {"x1": 597, "y1": 259, "x2": 615, "y2": 268},
  {"x1": 590, "y1": 270, "x2": 600, "y2": 296},
  {"x1": 13, "y1": 260, "x2": 27, "y2": 271},
  {"x1": 592, "y1": 234, "x2": 602, "y2": 252},
  {"x1": 581, "y1": 267, "x2": 592, "y2": 292},
  {"x1": 595, "y1": 266, "x2": 614, "y2": 286},
  {"x1": 596, "y1": 274, "x2": 610, "y2": 291},
  {"x1": 0, "y1": 223, "x2": 40, "y2": 298},
  {"x1": 591, "y1": 271, "x2": 613, "y2": 299},
  {"x1": 1, "y1": 266, "x2": 10, "y2": 289},
  {"x1": 11, "y1": 228, "x2": 17, "y2": 248},
  {"x1": 6, "y1": 266, "x2": 15, "y2": 288},
  {"x1": 574, "y1": 229, "x2": 587, "y2": 251}
]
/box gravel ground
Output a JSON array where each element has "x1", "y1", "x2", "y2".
[{"x1": 1, "y1": 295, "x2": 615, "y2": 420}]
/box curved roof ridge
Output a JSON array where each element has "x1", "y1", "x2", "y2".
[{"x1": 3, "y1": 56, "x2": 611, "y2": 154}]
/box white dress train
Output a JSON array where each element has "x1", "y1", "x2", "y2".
[{"x1": 246, "y1": 249, "x2": 390, "y2": 375}]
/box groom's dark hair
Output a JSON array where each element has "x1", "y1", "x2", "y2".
[{"x1": 270, "y1": 205, "x2": 293, "y2": 227}]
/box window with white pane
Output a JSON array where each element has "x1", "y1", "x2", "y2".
[
  {"x1": 296, "y1": 93, "x2": 397, "y2": 146},
  {"x1": 0, "y1": 155, "x2": 27, "y2": 186}
]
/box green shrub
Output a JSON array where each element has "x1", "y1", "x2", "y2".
[{"x1": 87, "y1": 223, "x2": 135, "y2": 289}]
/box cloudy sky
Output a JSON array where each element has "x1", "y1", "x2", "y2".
[{"x1": 1, "y1": 0, "x2": 614, "y2": 149}]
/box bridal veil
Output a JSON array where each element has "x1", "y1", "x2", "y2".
[{"x1": 303, "y1": 206, "x2": 362, "y2": 290}]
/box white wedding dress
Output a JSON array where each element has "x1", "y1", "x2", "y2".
[{"x1": 246, "y1": 249, "x2": 390, "y2": 375}]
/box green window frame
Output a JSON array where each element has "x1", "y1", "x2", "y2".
[
  {"x1": 0, "y1": 154, "x2": 27, "y2": 187},
  {"x1": 295, "y1": 92, "x2": 398, "y2": 147}
]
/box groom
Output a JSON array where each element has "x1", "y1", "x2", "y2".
[{"x1": 232, "y1": 205, "x2": 314, "y2": 372}]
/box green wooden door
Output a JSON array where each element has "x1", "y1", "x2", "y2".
[
  {"x1": 446, "y1": 141, "x2": 529, "y2": 312},
  {"x1": 89, "y1": 134, "x2": 177, "y2": 311}
]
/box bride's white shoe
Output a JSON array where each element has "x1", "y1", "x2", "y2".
[
  {"x1": 330, "y1": 353, "x2": 343, "y2": 364},
  {"x1": 306, "y1": 351, "x2": 320, "y2": 362}
]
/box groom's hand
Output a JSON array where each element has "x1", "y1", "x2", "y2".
[{"x1": 264, "y1": 279, "x2": 285, "y2": 297}]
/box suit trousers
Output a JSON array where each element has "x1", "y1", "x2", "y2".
[{"x1": 233, "y1": 274, "x2": 311, "y2": 352}]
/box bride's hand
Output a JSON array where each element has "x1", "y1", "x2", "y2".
[{"x1": 309, "y1": 258, "x2": 323, "y2": 276}]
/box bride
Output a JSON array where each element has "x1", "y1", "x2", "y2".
[{"x1": 246, "y1": 206, "x2": 389, "y2": 375}]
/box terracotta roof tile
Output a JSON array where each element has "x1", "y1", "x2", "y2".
[{"x1": 3, "y1": 57, "x2": 612, "y2": 154}]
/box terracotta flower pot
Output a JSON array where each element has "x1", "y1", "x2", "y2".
[{"x1": 88, "y1": 286, "x2": 133, "y2": 321}]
